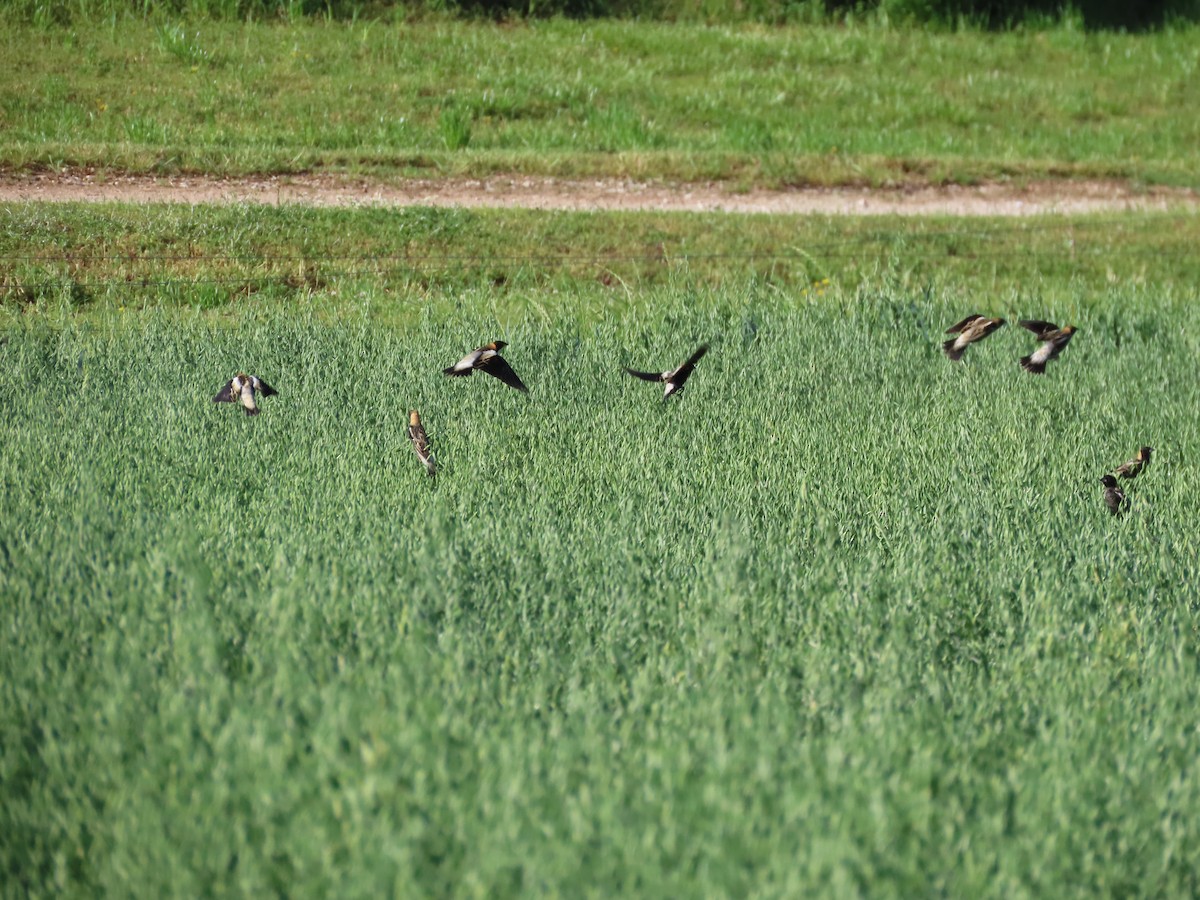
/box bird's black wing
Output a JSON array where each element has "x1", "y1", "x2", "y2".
[
  {"x1": 981, "y1": 318, "x2": 1006, "y2": 336},
  {"x1": 479, "y1": 355, "x2": 529, "y2": 392},
  {"x1": 255, "y1": 378, "x2": 278, "y2": 397},
  {"x1": 670, "y1": 345, "x2": 711, "y2": 388},
  {"x1": 1051, "y1": 328, "x2": 1076, "y2": 348},
  {"x1": 945, "y1": 315, "x2": 982, "y2": 335},
  {"x1": 1018, "y1": 320, "x2": 1060, "y2": 339},
  {"x1": 1104, "y1": 487, "x2": 1128, "y2": 516},
  {"x1": 213, "y1": 380, "x2": 236, "y2": 403},
  {"x1": 676, "y1": 345, "x2": 710, "y2": 381},
  {"x1": 623, "y1": 367, "x2": 664, "y2": 382}
]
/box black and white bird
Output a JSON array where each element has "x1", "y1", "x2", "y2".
[
  {"x1": 443, "y1": 341, "x2": 528, "y2": 393},
  {"x1": 1018, "y1": 320, "x2": 1077, "y2": 374},
  {"x1": 623, "y1": 345, "x2": 709, "y2": 401},
  {"x1": 213, "y1": 373, "x2": 277, "y2": 416}
]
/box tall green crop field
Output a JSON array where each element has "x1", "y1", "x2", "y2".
[{"x1": 3, "y1": 277, "x2": 1200, "y2": 894}]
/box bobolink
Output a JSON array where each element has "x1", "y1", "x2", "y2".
[
  {"x1": 623, "y1": 345, "x2": 709, "y2": 401},
  {"x1": 213, "y1": 373, "x2": 277, "y2": 416},
  {"x1": 443, "y1": 341, "x2": 529, "y2": 393},
  {"x1": 1018, "y1": 320, "x2": 1077, "y2": 374},
  {"x1": 942, "y1": 314, "x2": 1006, "y2": 361}
]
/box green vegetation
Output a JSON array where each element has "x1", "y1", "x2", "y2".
[
  {"x1": 9, "y1": 0, "x2": 1200, "y2": 29},
  {"x1": 3, "y1": 273, "x2": 1200, "y2": 894},
  {"x1": 3, "y1": 20, "x2": 1199, "y2": 185},
  {"x1": 5, "y1": 204, "x2": 1200, "y2": 326},
  {"x1": 7, "y1": 0, "x2": 1199, "y2": 888}
]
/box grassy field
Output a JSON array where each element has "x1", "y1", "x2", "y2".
[
  {"x1": 3, "y1": 19, "x2": 1200, "y2": 185},
  {"x1": 7, "y1": 9, "x2": 1200, "y2": 893},
  {"x1": 4, "y1": 203, "x2": 1200, "y2": 892},
  {"x1": 5, "y1": 204, "x2": 1200, "y2": 327}
]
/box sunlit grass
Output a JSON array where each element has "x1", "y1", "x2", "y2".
[
  {"x1": 3, "y1": 20, "x2": 1199, "y2": 185},
  {"x1": 3, "y1": 276, "x2": 1200, "y2": 894},
  {"x1": 5, "y1": 204, "x2": 1200, "y2": 329}
]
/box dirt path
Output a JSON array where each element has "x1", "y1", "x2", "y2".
[{"x1": 2, "y1": 172, "x2": 1197, "y2": 216}]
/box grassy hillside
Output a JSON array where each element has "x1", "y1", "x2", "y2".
[
  {"x1": 3, "y1": 271, "x2": 1200, "y2": 893},
  {"x1": 3, "y1": 20, "x2": 1199, "y2": 185}
]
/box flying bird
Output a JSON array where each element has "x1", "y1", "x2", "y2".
[
  {"x1": 623, "y1": 345, "x2": 709, "y2": 400},
  {"x1": 213, "y1": 373, "x2": 277, "y2": 416},
  {"x1": 1114, "y1": 446, "x2": 1153, "y2": 480},
  {"x1": 443, "y1": 341, "x2": 528, "y2": 393},
  {"x1": 942, "y1": 314, "x2": 1005, "y2": 361},
  {"x1": 1018, "y1": 320, "x2": 1077, "y2": 374},
  {"x1": 1100, "y1": 474, "x2": 1129, "y2": 517},
  {"x1": 408, "y1": 410, "x2": 436, "y2": 478}
]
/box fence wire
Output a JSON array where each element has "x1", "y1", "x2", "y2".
[{"x1": 2, "y1": 213, "x2": 1196, "y2": 292}]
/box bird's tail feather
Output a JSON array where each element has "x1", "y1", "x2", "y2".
[{"x1": 942, "y1": 339, "x2": 965, "y2": 362}]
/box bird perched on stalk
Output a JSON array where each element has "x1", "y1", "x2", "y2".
[
  {"x1": 1113, "y1": 446, "x2": 1153, "y2": 480},
  {"x1": 443, "y1": 341, "x2": 528, "y2": 393},
  {"x1": 942, "y1": 314, "x2": 1005, "y2": 361},
  {"x1": 408, "y1": 410, "x2": 436, "y2": 478},
  {"x1": 213, "y1": 373, "x2": 277, "y2": 415},
  {"x1": 1100, "y1": 474, "x2": 1129, "y2": 517},
  {"x1": 623, "y1": 345, "x2": 709, "y2": 401},
  {"x1": 1018, "y1": 320, "x2": 1077, "y2": 374}
]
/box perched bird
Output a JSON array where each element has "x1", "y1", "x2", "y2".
[
  {"x1": 1100, "y1": 474, "x2": 1129, "y2": 517},
  {"x1": 623, "y1": 345, "x2": 709, "y2": 401},
  {"x1": 408, "y1": 410, "x2": 436, "y2": 478},
  {"x1": 1018, "y1": 320, "x2": 1077, "y2": 374},
  {"x1": 1114, "y1": 446, "x2": 1153, "y2": 480},
  {"x1": 443, "y1": 341, "x2": 528, "y2": 393},
  {"x1": 942, "y1": 314, "x2": 1006, "y2": 361},
  {"x1": 213, "y1": 373, "x2": 277, "y2": 416}
]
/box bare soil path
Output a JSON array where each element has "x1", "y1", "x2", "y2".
[{"x1": 2, "y1": 172, "x2": 1197, "y2": 216}]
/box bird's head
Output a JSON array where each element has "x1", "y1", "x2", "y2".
[
  {"x1": 489, "y1": 340, "x2": 508, "y2": 351},
  {"x1": 1100, "y1": 474, "x2": 1118, "y2": 488},
  {"x1": 409, "y1": 410, "x2": 421, "y2": 427},
  {"x1": 1139, "y1": 446, "x2": 1153, "y2": 461}
]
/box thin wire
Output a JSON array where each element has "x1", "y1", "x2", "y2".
[
  {"x1": 4, "y1": 226, "x2": 1195, "y2": 294},
  {"x1": 5, "y1": 257, "x2": 1193, "y2": 292},
  {"x1": 2, "y1": 212, "x2": 1194, "y2": 266},
  {"x1": 1, "y1": 246, "x2": 1190, "y2": 269}
]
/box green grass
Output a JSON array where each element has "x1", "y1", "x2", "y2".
[
  {"x1": 3, "y1": 271, "x2": 1200, "y2": 894},
  {"x1": 5, "y1": 204, "x2": 1200, "y2": 328},
  {"x1": 3, "y1": 19, "x2": 1200, "y2": 185},
  {"x1": 6, "y1": 0, "x2": 1198, "y2": 30}
]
